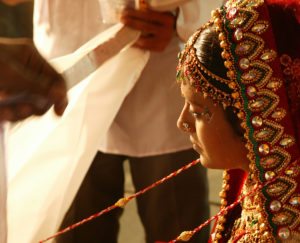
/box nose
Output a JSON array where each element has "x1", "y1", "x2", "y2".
[{"x1": 177, "y1": 102, "x2": 194, "y2": 133}]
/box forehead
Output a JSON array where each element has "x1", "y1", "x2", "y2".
[{"x1": 180, "y1": 80, "x2": 204, "y2": 106}]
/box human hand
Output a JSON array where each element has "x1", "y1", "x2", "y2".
[
  {"x1": 0, "y1": 42, "x2": 68, "y2": 121},
  {"x1": 120, "y1": 9, "x2": 176, "y2": 52}
]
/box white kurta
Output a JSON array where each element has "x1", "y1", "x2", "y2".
[{"x1": 0, "y1": 125, "x2": 7, "y2": 243}]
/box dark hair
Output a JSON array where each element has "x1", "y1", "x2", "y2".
[{"x1": 196, "y1": 24, "x2": 245, "y2": 138}]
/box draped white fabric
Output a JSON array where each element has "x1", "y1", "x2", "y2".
[
  {"x1": 0, "y1": 125, "x2": 7, "y2": 243},
  {"x1": 5, "y1": 0, "x2": 223, "y2": 242},
  {"x1": 7, "y1": 25, "x2": 146, "y2": 243}
]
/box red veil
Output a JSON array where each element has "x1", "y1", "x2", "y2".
[{"x1": 207, "y1": 0, "x2": 300, "y2": 242}]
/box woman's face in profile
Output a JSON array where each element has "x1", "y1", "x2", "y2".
[{"x1": 177, "y1": 79, "x2": 250, "y2": 172}]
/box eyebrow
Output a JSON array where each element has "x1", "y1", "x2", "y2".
[
  {"x1": 190, "y1": 100, "x2": 205, "y2": 108},
  {"x1": 180, "y1": 91, "x2": 205, "y2": 108}
]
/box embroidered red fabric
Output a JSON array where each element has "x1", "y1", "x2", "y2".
[
  {"x1": 209, "y1": 1, "x2": 300, "y2": 242},
  {"x1": 266, "y1": 0, "x2": 300, "y2": 145},
  {"x1": 267, "y1": 0, "x2": 300, "y2": 24}
]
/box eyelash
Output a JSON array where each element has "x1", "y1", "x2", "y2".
[
  {"x1": 189, "y1": 110, "x2": 203, "y2": 119},
  {"x1": 189, "y1": 107, "x2": 212, "y2": 121}
]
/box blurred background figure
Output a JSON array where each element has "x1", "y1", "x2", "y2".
[
  {"x1": 0, "y1": 1, "x2": 67, "y2": 243},
  {"x1": 33, "y1": 0, "x2": 222, "y2": 242}
]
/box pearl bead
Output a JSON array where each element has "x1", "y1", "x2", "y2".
[
  {"x1": 217, "y1": 224, "x2": 224, "y2": 231},
  {"x1": 224, "y1": 173, "x2": 230, "y2": 180},
  {"x1": 219, "y1": 33, "x2": 226, "y2": 41},
  {"x1": 228, "y1": 82, "x2": 236, "y2": 89},
  {"x1": 219, "y1": 191, "x2": 226, "y2": 198},
  {"x1": 221, "y1": 51, "x2": 229, "y2": 59},
  {"x1": 224, "y1": 60, "x2": 232, "y2": 68},
  {"x1": 237, "y1": 112, "x2": 245, "y2": 119},
  {"x1": 211, "y1": 10, "x2": 217, "y2": 18},
  {"x1": 241, "y1": 121, "x2": 247, "y2": 128},
  {"x1": 227, "y1": 70, "x2": 235, "y2": 79},
  {"x1": 221, "y1": 199, "x2": 227, "y2": 205},
  {"x1": 211, "y1": 9, "x2": 219, "y2": 18},
  {"x1": 214, "y1": 18, "x2": 222, "y2": 25},
  {"x1": 232, "y1": 92, "x2": 240, "y2": 99},
  {"x1": 216, "y1": 26, "x2": 222, "y2": 32},
  {"x1": 249, "y1": 164, "x2": 255, "y2": 170},
  {"x1": 234, "y1": 102, "x2": 242, "y2": 109},
  {"x1": 215, "y1": 233, "x2": 222, "y2": 240},
  {"x1": 260, "y1": 223, "x2": 267, "y2": 231},
  {"x1": 222, "y1": 184, "x2": 230, "y2": 190},
  {"x1": 218, "y1": 216, "x2": 226, "y2": 223},
  {"x1": 220, "y1": 40, "x2": 227, "y2": 48}
]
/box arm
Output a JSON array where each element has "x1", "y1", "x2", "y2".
[{"x1": 0, "y1": 0, "x2": 68, "y2": 121}]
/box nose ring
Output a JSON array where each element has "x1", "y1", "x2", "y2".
[{"x1": 183, "y1": 122, "x2": 190, "y2": 129}]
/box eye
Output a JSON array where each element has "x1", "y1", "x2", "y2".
[
  {"x1": 189, "y1": 110, "x2": 203, "y2": 119},
  {"x1": 189, "y1": 107, "x2": 212, "y2": 121}
]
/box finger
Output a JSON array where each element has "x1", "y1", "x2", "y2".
[
  {"x1": 122, "y1": 9, "x2": 175, "y2": 26},
  {"x1": 32, "y1": 99, "x2": 52, "y2": 116},
  {"x1": 47, "y1": 78, "x2": 68, "y2": 116},
  {"x1": 134, "y1": 36, "x2": 170, "y2": 52},
  {"x1": 53, "y1": 96, "x2": 68, "y2": 116},
  {"x1": 26, "y1": 50, "x2": 62, "y2": 96},
  {"x1": 0, "y1": 43, "x2": 66, "y2": 97},
  {"x1": 121, "y1": 15, "x2": 163, "y2": 35},
  {"x1": 0, "y1": 44, "x2": 41, "y2": 93},
  {"x1": 14, "y1": 102, "x2": 34, "y2": 120}
]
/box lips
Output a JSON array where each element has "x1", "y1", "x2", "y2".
[
  {"x1": 192, "y1": 143, "x2": 201, "y2": 152},
  {"x1": 190, "y1": 137, "x2": 202, "y2": 153}
]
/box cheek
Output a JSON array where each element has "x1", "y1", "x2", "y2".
[
  {"x1": 194, "y1": 121, "x2": 218, "y2": 157},
  {"x1": 195, "y1": 118, "x2": 247, "y2": 169},
  {"x1": 196, "y1": 122, "x2": 224, "y2": 159}
]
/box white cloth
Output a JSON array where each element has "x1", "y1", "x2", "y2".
[
  {"x1": 97, "y1": 34, "x2": 192, "y2": 156},
  {"x1": 7, "y1": 25, "x2": 147, "y2": 243},
  {"x1": 0, "y1": 125, "x2": 7, "y2": 243},
  {"x1": 6, "y1": 0, "x2": 223, "y2": 242},
  {"x1": 34, "y1": 0, "x2": 224, "y2": 157},
  {"x1": 98, "y1": 0, "x2": 223, "y2": 156}
]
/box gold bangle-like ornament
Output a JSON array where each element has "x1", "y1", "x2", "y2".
[
  {"x1": 115, "y1": 197, "x2": 130, "y2": 208},
  {"x1": 177, "y1": 231, "x2": 193, "y2": 242}
]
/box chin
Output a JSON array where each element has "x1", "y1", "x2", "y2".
[
  {"x1": 199, "y1": 157, "x2": 226, "y2": 170},
  {"x1": 199, "y1": 157, "x2": 212, "y2": 169}
]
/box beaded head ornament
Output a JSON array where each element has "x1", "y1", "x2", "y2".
[{"x1": 177, "y1": 0, "x2": 300, "y2": 242}]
